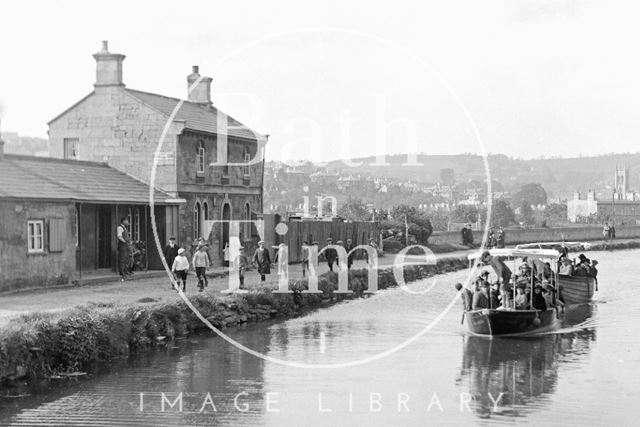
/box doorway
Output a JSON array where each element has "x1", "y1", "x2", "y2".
[
  {"x1": 97, "y1": 205, "x2": 112, "y2": 269},
  {"x1": 222, "y1": 202, "x2": 231, "y2": 266}
]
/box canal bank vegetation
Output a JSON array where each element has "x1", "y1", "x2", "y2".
[
  {"x1": 2, "y1": 239, "x2": 638, "y2": 383},
  {"x1": 0, "y1": 255, "x2": 471, "y2": 383}
]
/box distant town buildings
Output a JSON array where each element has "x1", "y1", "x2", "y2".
[{"x1": 567, "y1": 165, "x2": 640, "y2": 225}]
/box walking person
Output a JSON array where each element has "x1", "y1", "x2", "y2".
[
  {"x1": 252, "y1": 240, "x2": 271, "y2": 282},
  {"x1": 461, "y1": 224, "x2": 468, "y2": 246},
  {"x1": 603, "y1": 222, "x2": 611, "y2": 243},
  {"x1": 301, "y1": 240, "x2": 310, "y2": 277},
  {"x1": 497, "y1": 227, "x2": 505, "y2": 248},
  {"x1": 171, "y1": 248, "x2": 189, "y2": 291},
  {"x1": 164, "y1": 236, "x2": 179, "y2": 269},
  {"x1": 117, "y1": 217, "x2": 131, "y2": 281},
  {"x1": 466, "y1": 224, "x2": 475, "y2": 248},
  {"x1": 324, "y1": 237, "x2": 338, "y2": 272},
  {"x1": 235, "y1": 247, "x2": 249, "y2": 289},
  {"x1": 192, "y1": 244, "x2": 210, "y2": 292}
]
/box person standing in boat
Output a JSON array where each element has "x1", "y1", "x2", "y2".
[{"x1": 480, "y1": 251, "x2": 512, "y2": 308}]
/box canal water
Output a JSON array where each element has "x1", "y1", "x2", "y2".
[{"x1": 1, "y1": 249, "x2": 639, "y2": 426}]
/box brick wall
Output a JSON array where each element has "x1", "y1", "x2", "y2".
[{"x1": 0, "y1": 200, "x2": 76, "y2": 292}]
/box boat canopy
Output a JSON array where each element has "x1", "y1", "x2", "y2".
[
  {"x1": 467, "y1": 248, "x2": 561, "y2": 261},
  {"x1": 515, "y1": 241, "x2": 592, "y2": 250}
]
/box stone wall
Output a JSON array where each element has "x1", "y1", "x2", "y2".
[
  {"x1": 429, "y1": 225, "x2": 640, "y2": 247},
  {"x1": 48, "y1": 87, "x2": 181, "y2": 194},
  {"x1": 0, "y1": 200, "x2": 76, "y2": 292}
]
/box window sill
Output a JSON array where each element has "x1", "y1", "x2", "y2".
[{"x1": 27, "y1": 251, "x2": 47, "y2": 257}]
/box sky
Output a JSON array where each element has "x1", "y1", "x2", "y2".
[{"x1": 1, "y1": 0, "x2": 640, "y2": 163}]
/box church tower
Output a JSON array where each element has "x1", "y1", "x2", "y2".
[{"x1": 614, "y1": 165, "x2": 629, "y2": 200}]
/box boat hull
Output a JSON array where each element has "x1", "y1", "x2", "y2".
[
  {"x1": 463, "y1": 308, "x2": 562, "y2": 336},
  {"x1": 557, "y1": 275, "x2": 595, "y2": 305}
]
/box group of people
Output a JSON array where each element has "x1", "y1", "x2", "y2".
[
  {"x1": 460, "y1": 226, "x2": 505, "y2": 249},
  {"x1": 455, "y1": 251, "x2": 559, "y2": 312},
  {"x1": 603, "y1": 222, "x2": 616, "y2": 243},
  {"x1": 559, "y1": 253, "x2": 599, "y2": 282},
  {"x1": 460, "y1": 224, "x2": 475, "y2": 247},
  {"x1": 487, "y1": 227, "x2": 505, "y2": 249},
  {"x1": 456, "y1": 248, "x2": 601, "y2": 313},
  {"x1": 162, "y1": 236, "x2": 379, "y2": 291},
  {"x1": 164, "y1": 237, "x2": 211, "y2": 292}
]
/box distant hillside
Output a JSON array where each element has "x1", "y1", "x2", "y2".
[
  {"x1": 322, "y1": 153, "x2": 640, "y2": 199},
  {"x1": 1, "y1": 132, "x2": 49, "y2": 157}
]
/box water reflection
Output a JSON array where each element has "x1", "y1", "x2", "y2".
[
  {"x1": 458, "y1": 304, "x2": 597, "y2": 420},
  {"x1": 0, "y1": 324, "x2": 275, "y2": 426}
]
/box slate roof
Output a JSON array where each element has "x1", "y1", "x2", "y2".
[
  {"x1": 125, "y1": 89, "x2": 264, "y2": 140},
  {"x1": 0, "y1": 155, "x2": 179, "y2": 204}
]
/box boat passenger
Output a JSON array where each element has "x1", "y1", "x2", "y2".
[
  {"x1": 591, "y1": 260, "x2": 599, "y2": 283},
  {"x1": 472, "y1": 281, "x2": 490, "y2": 310},
  {"x1": 532, "y1": 285, "x2": 547, "y2": 311},
  {"x1": 542, "y1": 282, "x2": 555, "y2": 308},
  {"x1": 480, "y1": 251, "x2": 512, "y2": 308},
  {"x1": 490, "y1": 283, "x2": 501, "y2": 309},
  {"x1": 514, "y1": 287, "x2": 527, "y2": 310},
  {"x1": 559, "y1": 257, "x2": 574, "y2": 276},
  {"x1": 558, "y1": 243, "x2": 569, "y2": 261},
  {"x1": 454, "y1": 282, "x2": 473, "y2": 311}
]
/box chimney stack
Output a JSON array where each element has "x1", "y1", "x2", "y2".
[
  {"x1": 187, "y1": 65, "x2": 212, "y2": 106},
  {"x1": 93, "y1": 40, "x2": 126, "y2": 87}
]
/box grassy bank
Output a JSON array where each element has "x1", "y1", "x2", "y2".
[
  {"x1": 0, "y1": 255, "x2": 470, "y2": 383},
  {"x1": 1, "y1": 238, "x2": 636, "y2": 383}
]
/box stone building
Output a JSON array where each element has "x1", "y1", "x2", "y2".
[
  {"x1": 0, "y1": 148, "x2": 181, "y2": 292},
  {"x1": 47, "y1": 41, "x2": 267, "y2": 264},
  {"x1": 567, "y1": 166, "x2": 640, "y2": 225},
  {"x1": 566, "y1": 190, "x2": 598, "y2": 222}
]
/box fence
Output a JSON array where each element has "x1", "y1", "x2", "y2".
[{"x1": 268, "y1": 219, "x2": 381, "y2": 263}]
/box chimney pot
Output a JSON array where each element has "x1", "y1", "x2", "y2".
[
  {"x1": 101, "y1": 40, "x2": 109, "y2": 52},
  {"x1": 192, "y1": 65, "x2": 199, "y2": 74}
]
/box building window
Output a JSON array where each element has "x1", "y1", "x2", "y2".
[
  {"x1": 244, "y1": 203, "x2": 251, "y2": 239},
  {"x1": 243, "y1": 147, "x2": 251, "y2": 177},
  {"x1": 194, "y1": 201, "x2": 202, "y2": 239},
  {"x1": 28, "y1": 220, "x2": 44, "y2": 253},
  {"x1": 63, "y1": 138, "x2": 79, "y2": 160},
  {"x1": 202, "y1": 201, "x2": 209, "y2": 239},
  {"x1": 197, "y1": 141, "x2": 206, "y2": 174}
]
